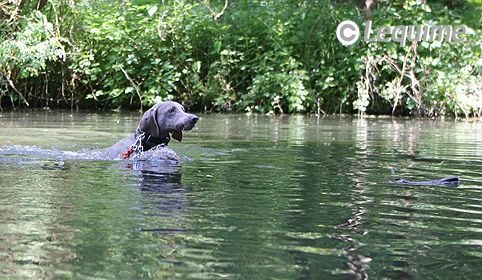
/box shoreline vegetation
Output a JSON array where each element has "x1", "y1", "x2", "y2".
[{"x1": 0, "y1": 0, "x2": 481, "y2": 118}]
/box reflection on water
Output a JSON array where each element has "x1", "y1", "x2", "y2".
[{"x1": 1, "y1": 111, "x2": 481, "y2": 279}]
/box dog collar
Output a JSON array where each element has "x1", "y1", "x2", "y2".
[{"x1": 135, "y1": 127, "x2": 170, "y2": 151}]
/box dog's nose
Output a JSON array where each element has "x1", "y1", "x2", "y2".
[{"x1": 191, "y1": 115, "x2": 199, "y2": 124}]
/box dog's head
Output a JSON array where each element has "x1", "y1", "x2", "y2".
[{"x1": 138, "y1": 101, "x2": 198, "y2": 142}]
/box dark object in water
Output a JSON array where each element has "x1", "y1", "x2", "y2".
[{"x1": 390, "y1": 176, "x2": 460, "y2": 186}]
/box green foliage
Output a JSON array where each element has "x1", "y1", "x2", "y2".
[
  {"x1": 0, "y1": 7, "x2": 65, "y2": 104},
  {"x1": 0, "y1": 0, "x2": 481, "y2": 117},
  {"x1": 0, "y1": 11, "x2": 63, "y2": 76},
  {"x1": 353, "y1": 0, "x2": 482, "y2": 117}
]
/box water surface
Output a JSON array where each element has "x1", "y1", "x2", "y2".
[{"x1": 1, "y1": 111, "x2": 481, "y2": 279}]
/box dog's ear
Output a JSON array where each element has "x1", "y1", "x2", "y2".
[
  {"x1": 138, "y1": 106, "x2": 160, "y2": 137},
  {"x1": 171, "y1": 130, "x2": 182, "y2": 142}
]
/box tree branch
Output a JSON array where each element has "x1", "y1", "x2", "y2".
[
  {"x1": 204, "y1": 0, "x2": 228, "y2": 20},
  {"x1": 120, "y1": 67, "x2": 143, "y2": 111},
  {"x1": 5, "y1": 76, "x2": 29, "y2": 107}
]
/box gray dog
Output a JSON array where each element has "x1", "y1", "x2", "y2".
[{"x1": 100, "y1": 101, "x2": 198, "y2": 160}]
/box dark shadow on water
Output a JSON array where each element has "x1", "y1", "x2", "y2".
[{"x1": 118, "y1": 159, "x2": 191, "y2": 234}]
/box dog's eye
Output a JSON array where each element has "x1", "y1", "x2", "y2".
[{"x1": 169, "y1": 107, "x2": 176, "y2": 114}]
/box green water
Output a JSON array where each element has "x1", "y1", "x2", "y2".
[{"x1": 1, "y1": 111, "x2": 481, "y2": 279}]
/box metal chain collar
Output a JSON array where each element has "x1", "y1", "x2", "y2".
[
  {"x1": 131, "y1": 132, "x2": 145, "y2": 155},
  {"x1": 124, "y1": 131, "x2": 168, "y2": 159}
]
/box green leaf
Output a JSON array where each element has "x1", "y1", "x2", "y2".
[
  {"x1": 214, "y1": 41, "x2": 222, "y2": 54},
  {"x1": 125, "y1": 87, "x2": 134, "y2": 94},
  {"x1": 147, "y1": 6, "x2": 158, "y2": 17}
]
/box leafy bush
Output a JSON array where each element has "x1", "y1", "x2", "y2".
[
  {"x1": 0, "y1": 9, "x2": 65, "y2": 106},
  {"x1": 0, "y1": 0, "x2": 480, "y2": 117}
]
